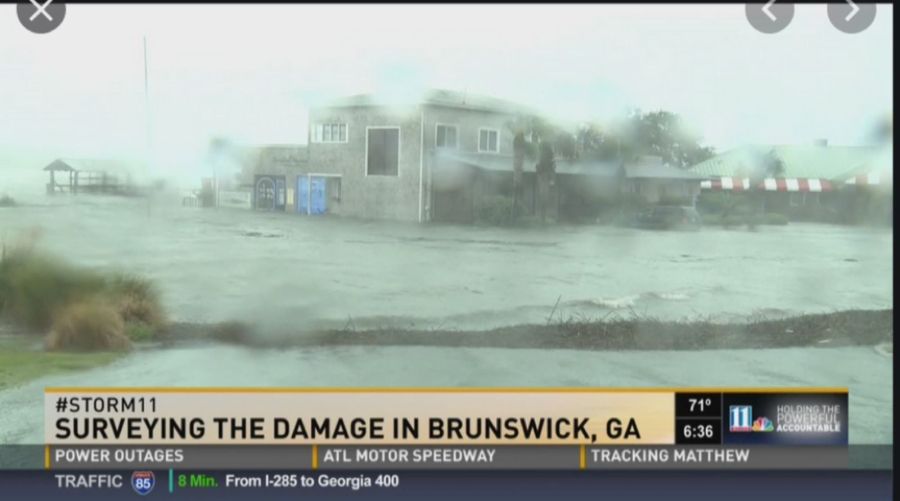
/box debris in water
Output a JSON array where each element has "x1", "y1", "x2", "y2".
[
  {"x1": 874, "y1": 342, "x2": 892, "y2": 357},
  {"x1": 590, "y1": 295, "x2": 639, "y2": 309},
  {"x1": 242, "y1": 230, "x2": 283, "y2": 238},
  {"x1": 646, "y1": 291, "x2": 690, "y2": 301}
]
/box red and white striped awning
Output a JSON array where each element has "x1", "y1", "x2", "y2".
[
  {"x1": 845, "y1": 172, "x2": 891, "y2": 186},
  {"x1": 700, "y1": 177, "x2": 834, "y2": 192},
  {"x1": 758, "y1": 178, "x2": 834, "y2": 192},
  {"x1": 700, "y1": 177, "x2": 751, "y2": 191}
]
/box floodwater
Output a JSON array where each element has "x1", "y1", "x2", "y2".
[
  {"x1": 0, "y1": 185, "x2": 894, "y2": 444},
  {"x1": 0, "y1": 192, "x2": 893, "y2": 331}
]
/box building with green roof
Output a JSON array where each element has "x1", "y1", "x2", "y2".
[
  {"x1": 689, "y1": 143, "x2": 890, "y2": 224},
  {"x1": 689, "y1": 144, "x2": 875, "y2": 181}
]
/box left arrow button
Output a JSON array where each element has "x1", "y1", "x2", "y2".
[{"x1": 746, "y1": 1, "x2": 794, "y2": 34}]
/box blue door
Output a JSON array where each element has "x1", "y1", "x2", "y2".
[
  {"x1": 297, "y1": 176, "x2": 328, "y2": 215},
  {"x1": 297, "y1": 176, "x2": 309, "y2": 214},
  {"x1": 310, "y1": 176, "x2": 327, "y2": 215}
]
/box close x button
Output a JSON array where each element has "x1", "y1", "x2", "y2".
[{"x1": 17, "y1": 0, "x2": 66, "y2": 34}]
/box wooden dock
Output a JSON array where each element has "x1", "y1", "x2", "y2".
[{"x1": 44, "y1": 158, "x2": 143, "y2": 197}]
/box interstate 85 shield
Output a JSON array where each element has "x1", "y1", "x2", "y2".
[{"x1": 131, "y1": 471, "x2": 156, "y2": 496}]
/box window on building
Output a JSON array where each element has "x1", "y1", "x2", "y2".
[
  {"x1": 478, "y1": 128, "x2": 500, "y2": 153},
  {"x1": 312, "y1": 123, "x2": 348, "y2": 143},
  {"x1": 367, "y1": 128, "x2": 400, "y2": 176},
  {"x1": 435, "y1": 124, "x2": 458, "y2": 149}
]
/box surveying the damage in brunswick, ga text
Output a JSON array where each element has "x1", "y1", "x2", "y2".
[{"x1": 53, "y1": 416, "x2": 631, "y2": 443}]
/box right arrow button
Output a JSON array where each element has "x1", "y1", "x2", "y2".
[{"x1": 828, "y1": 1, "x2": 876, "y2": 34}]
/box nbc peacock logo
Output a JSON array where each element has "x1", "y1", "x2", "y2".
[{"x1": 752, "y1": 416, "x2": 774, "y2": 432}]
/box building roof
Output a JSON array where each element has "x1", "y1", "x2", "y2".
[
  {"x1": 43, "y1": 159, "x2": 76, "y2": 172},
  {"x1": 841, "y1": 146, "x2": 893, "y2": 189},
  {"x1": 437, "y1": 151, "x2": 705, "y2": 180},
  {"x1": 689, "y1": 145, "x2": 877, "y2": 180},
  {"x1": 258, "y1": 145, "x2": 308, "y2": 162},
  {"x1": 841, "y1": 146, "x2": 892, "y2": 177},
  {"x1": 436, "y1": 150, "x2": 619, "y2": 177},
  {"x1": 42, "y1": 158, "x2": 143, "y2": 173},
  {"x1": 623, "y1": 156, "x2": 708, "y2": 180},
  {"x1": 256, "y1": 145, "x2": 309, "y2": 173},
  {"x1": 558, "y1": 158, "x2": 621, "y2": 177},
  {"x1": 323, "y1": 89, "x2": 537, "y2": 115}
]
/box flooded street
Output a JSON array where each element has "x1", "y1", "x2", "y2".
[
  {"x1": 0, "y1": 192, "x2": 893, "y2": 445},
  {"x1": 0, "y1": 193, "x2": 892, "y2": 331}
]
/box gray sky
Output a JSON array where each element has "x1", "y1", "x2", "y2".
[{"x1": 0, "y1": 4, "x2": 893, "y2": 182}]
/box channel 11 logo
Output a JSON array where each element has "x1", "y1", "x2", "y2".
[
  {"x1": 131, "y1": 471, "x2": 156, "y2": 496},
  {"x1": 729, "y1": 405, "x2": 752, "y2": 432}
]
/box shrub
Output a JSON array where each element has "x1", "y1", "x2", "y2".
[
  {"x1": 124, "y1": 322, "x2": 156, "y2": 342},
  {"x1": 0, "y1": 249, "x2": 106, "y2": 331},
  {"x1": 697, "y1": 192, "x2": 756, "y2": 216},
  {"x1": 721, "y1": 214, "x2": 745, "y2": 228},
  {"x1": 0, "y1": 246, "x2": 167, "y2": 342},
  {"x1": 107, "y1": 274, "x2": 166, "y2": 331},
  {"x1": 0, "y1": 195, "x2": 15, "y2": 207},
  {"x1": 701, "y1": 211, "x2": 788, "y2": 228},
  {"x1": 696, "y1": 192, "x2": 729, "y2": 214},
  {"x1": 45, "y1": 300, "x2": 132, "y2": 352},
  {"x1": 746, "y1": 214, "x2": 764, "y2": 229},
  {"x1": 700, "y1": 213, "x2": 722, "y2": 226},
  {"x1": 764, "y1": 213, "x2": 789, "y2": 226},
  {"x1": 475, "y1": 195, "x2": 515, "y2": 226},
  {"x1": 209, "y1": 321, "x2": 253, "y2": 344}
]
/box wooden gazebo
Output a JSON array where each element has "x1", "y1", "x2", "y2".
[
  {"x1": 43, "y1": 159, "x2": 77, "y2": 194},
  {"x1": 42, "y1": 158, "x2": 135, "y2": 196}
]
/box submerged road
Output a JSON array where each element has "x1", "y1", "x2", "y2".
[
  {"x1": 0, "y1": 195, "x2": 893, "y2": 330},
  {"x1": 0, "y1": 193, "x2": 892, "y2": 447}
]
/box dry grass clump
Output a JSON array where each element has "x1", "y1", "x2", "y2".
[
  {"x1": 0, "y1": 246, "x2": 106, "y2": 331},
  {"x1": 2, "y1": 234, "x2": 168, "y2": 351},
  {"x1": 45, "y1": 300, "x2": 132, "y2": 352},
  {"x1": 107, "y1": 274, "x2": 167, "y2": 332}
]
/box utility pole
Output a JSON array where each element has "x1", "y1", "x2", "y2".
[{"x1": 143, "y1": 35, "x2": 153, "y2": 215}]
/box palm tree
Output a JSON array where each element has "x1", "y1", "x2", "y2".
[
  {"x1": 749, "y1": 148, "x2": 784, "y2": 216},
  {"x1": 765, "y1": 148, "x2": 785, "y2": 178},
  {"x1": 513, "y1": 131, "x2": 526, "y2": 219},
  {"x1": 535, "y1": 141, "x2": 556, "y2": 223}
]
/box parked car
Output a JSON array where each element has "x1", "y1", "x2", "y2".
[{"x1": 634, "y1": 205, "x2": 702, "y2": 230}]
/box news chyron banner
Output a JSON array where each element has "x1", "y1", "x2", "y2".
[{"x1": 43, "y1": 388, "x2": 848, "y2": 471}]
